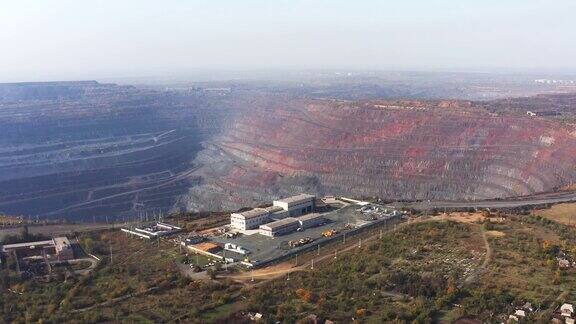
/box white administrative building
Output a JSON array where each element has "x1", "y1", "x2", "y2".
[
  {"x1": 230, "y1": 208, "x2": 270, "y2": 230},
  {"x1": 230, "y1": 194, "x2": 316, "y2": 231}
]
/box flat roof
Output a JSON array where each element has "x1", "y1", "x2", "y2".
[
  {"x1": 2, "y1": 239, "x2": 55, "y2": 250},
  {"x1": 53, "y1": 237, "x2": 71, "y2": 250},
  {"x1": 260, "y1": 217, "x2": 299, "y2": 231},
  {"x1": 233, "y1": 208, "x2": 269, "y2": 220},
  {"x1": 156, "y1": 222, "x2": 182, "y2": 230},
  {"x1": 264, "y1": 206, "x2": 285, "y2": 213},
  {"x1": 274, "y1": 193, "x2": 315, "y2": 205},
  {"x1": 297, "y1": 213, "x2": 324, "y2": 221}
]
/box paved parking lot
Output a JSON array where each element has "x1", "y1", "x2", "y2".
[{"x1": 211, "y1": 204, "x2": 400, "y2": 266}]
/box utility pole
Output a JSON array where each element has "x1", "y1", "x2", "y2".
[
  {"x1": 311, "y1": 258, "x2": 314, "y2": 270},
  {"x1": 317, "y1": 244, "x2": 320, "y2": 256},
  {"x1": 251, "y1": 268, "x2": 254, "y2": 282},
  {"x1": 379, "y1": 229, "x2": 383, "y2": 240},
  {"x1": 343, "y1": 232, "x2": 346, "y2": 244},
  {"x1": 43, "y1": 249, "x2": 52, "y2": 274},
  {"x1": 109, "y1": 244, "x2": 113, "y2": 265},
  {"x1": 334, "y1": 249, "x2": 338, "y2": 259},
  {"x1": 13, "y1": 251, "x2": 20, "y2": 274},
  {"x1": 358, "y1": 238, "x2": 362, "y2": 248}
]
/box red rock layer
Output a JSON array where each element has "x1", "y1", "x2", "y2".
[{"x1": 214, "y1": 100, "x2": 576, "y2": 200}]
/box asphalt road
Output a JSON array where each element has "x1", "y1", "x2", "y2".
[
  {"x1": 0, "y1": 222, "x2": 131, "y2": 240},
  {"x1": 391, "y1": 190, "x2": 576, "y2": 210},
  {"x1": 2, "y1": 190, "x2": 576, "y2": 241}
]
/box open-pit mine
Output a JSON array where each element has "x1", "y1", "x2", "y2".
[{"x1": 1, "y1": 80, "x2": 576, "y2": 220}]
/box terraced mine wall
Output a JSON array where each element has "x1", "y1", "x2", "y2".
[
  {"x1": 2, "y1": 81, "x2": 576, "y2": 220},
  {"x1": 182, "y1": 98, "x2": 576, "y2": 211},
  {"x1": 0, "y1": 82, "x2": 235, "y2": 220}
]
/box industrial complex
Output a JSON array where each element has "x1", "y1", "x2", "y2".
[
  {"x1": 121, "y1": 222, "x2": 182, "y2": 239},
  {"x1": 0, "y1": 235, "x2": 101, "y2": 279},
  {"x1": 114, "y1": 193, "x2": 404, "y2": 269},
  {"x1": 230, "y1": 194, "x2": 316, "y2": 232},
  {"x1": 186, "y1": 194, "x2": 403, "y2": 268},
  {"x1": 1, "y1": 236, "x2": 74, "y2": 262}
]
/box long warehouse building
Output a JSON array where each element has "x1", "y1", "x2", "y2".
[
  {"x1": 297, "y1": 213, "x2": 325, "y2": 229},
  {"x1": 259, "y1": 217, "x2": 300, "y2": 237}
]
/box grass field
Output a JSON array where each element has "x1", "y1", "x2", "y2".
[
  {"x1": 442, "y1": 214, "x2": 576, "y2": 322},
  {"x1": 534, "y1": 203, "x2": 576, "y2": 226}
]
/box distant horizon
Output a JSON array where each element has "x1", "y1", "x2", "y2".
[
  {"x1": 2, "y1": 66, "x2": 576, "y2": 84},
  {"x1": 1, "y1": 1, "x2": 575, "y2": 83}
]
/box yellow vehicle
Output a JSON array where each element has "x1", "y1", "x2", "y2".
[{"x1": 322, "y1": 229, "x2": 338, "y2": 237}]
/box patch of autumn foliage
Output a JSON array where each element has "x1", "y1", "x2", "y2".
[{"x1": 296, "y1": 288, "x2": 317, "y2": 303}]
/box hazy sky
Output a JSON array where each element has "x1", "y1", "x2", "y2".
[{"x1": 1, "y1": 0, "x2": 575, "y2": 82}]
